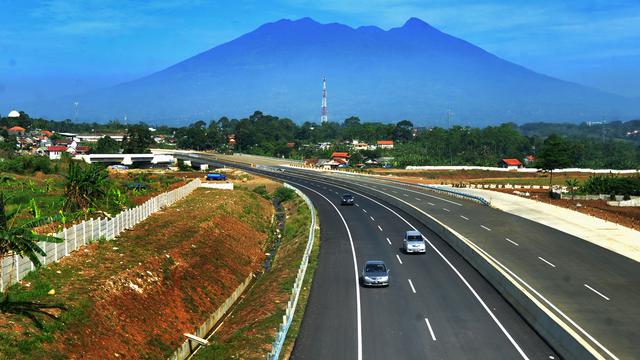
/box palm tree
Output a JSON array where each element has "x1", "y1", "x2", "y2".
[
  {"x1": 64, "y1": 161, "x2": 110, "y2": 211},
  {"x1": 0, "y1": 192, "x2": 66, "y2": 328},
  {"x1": 0, "y1": 192, "x2": 62, "y2": 270}
]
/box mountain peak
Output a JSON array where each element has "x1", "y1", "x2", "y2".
[{"x1": 402, "y1": 17, "x2": 435, "y2": 30}]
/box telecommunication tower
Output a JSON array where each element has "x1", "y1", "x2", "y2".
[{"x1": 321, "y1": 77, "x2": 328, "y2": 123}]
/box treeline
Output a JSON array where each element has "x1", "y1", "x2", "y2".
[{"x1": 3, "y1": 110, "x2": 640, "y2": 169}]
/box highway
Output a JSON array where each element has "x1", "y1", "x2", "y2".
[
  {"x1": 181, "y1": 153, "x2": 558, "y2": 359},
  {"x1": 272, "y1": 167, "x2": 639, "y2": 360}
]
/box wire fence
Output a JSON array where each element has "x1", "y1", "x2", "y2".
[
  {"x1": 267, "y1": 183, "x2": 317, "y2": 360},
  {"x1": 0, "y1": 178, "x2": 202, "y2": 292}
]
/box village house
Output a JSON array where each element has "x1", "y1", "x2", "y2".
[
  {"x1": 377, "y1": 140, "x2": 394, "y2": 149},
  {"x1": 499, "y1": 158, "x2": 523, "y2": 170}
]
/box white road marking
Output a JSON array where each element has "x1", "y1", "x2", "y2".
[
  {"x1": 403, "y1": 194, "x2": 409, "y2": 197},
  {"x1": 378, "y1": 225, "x2": 383, "y2": 232},
  {"x1": 538, "y1": 257, "x2": 556, "y2": 268},
  {"x1": 481, "y1": 225, "x2": 492, "y2": 231},
  {"x1": 425, "y1": 318, "x2": 436, "y2": 341},
  {"x1": 386, "y1": 237, "x2": 392, "y2": 245},
  {"x1": 396, "y1": 254, "x2": 403, "y2": 264},
  {"x1": 393, "y1": 190, "x2": 398, "y2": 193},
  {"x1": 428, "y1": 202, "x2": 435, "y2": 206},
  {"x1": 505, "y1": 238, "x2": 519, "y2": 246},
  {"x1": 408, "y1": 279, "x2": 416, "y2": 293},
  {"x1": 281, "y1": 181, "x2": 363, "y2": 360},
  {"x1": 370, "y1": 216, "x2": 375, "y2": 221},
  {"x1": 355, "y1": 204, "x2": 360, "y2": 207},
  {"x1": 584, "y1": 284, "x2": 610, "y2": 301},
  {"x1": 362, "y1": 209, "x2": 367, "y2": 213},
  {"x1": 442, "y1": 208, "x2": 451, "y2": 212},
  {"x1": 415, "y1": 197, "x2": 421, "y2": 201},
  {"x1": 310, "y1": 184, "x2": 532, "y2": 359},
  {"x1": 460, "y1": 215, "x2": 470, "y2": 220}
]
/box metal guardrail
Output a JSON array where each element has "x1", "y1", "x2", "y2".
[
  {"x1": 267, "y1": 183, "x2": 317, "y2": 360},
  {"x1": 419, "y1": 185, "x2": 491, "y2": 206}
]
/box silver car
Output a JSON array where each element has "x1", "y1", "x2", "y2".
[
  {"x1": 403, "y1": 230, "x2": 426, "y2": 254},
  {"x1": 361, "y1": 260, "x2": 390, "y2": 287}
]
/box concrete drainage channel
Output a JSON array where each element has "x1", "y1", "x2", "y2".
[{"x1": 167, "y1": 182, "x2": 316, "y2": 360}]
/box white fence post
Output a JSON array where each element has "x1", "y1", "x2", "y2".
[
  {"x1": 82, "y1": 221, "x2": 86, "y2": 245},
  {"x1": 14, "y1": 253, "x2": 19, "y2": 284},
  {"x1": 74, "y1": 224, "x2": 78, "y2": 250},
  {"x1": 64, "y1": 227, "x2": 69, "y2": 256}
]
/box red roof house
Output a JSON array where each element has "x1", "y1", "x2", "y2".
[
  {"x1": 499, "y1": 158, "x2": 523, "y2": 169},
  {"x1": 7, "y1": 126, "x2": 26, "y2": 134},
  {"x1": 331, "y1": 152, "x2": 349, "y2": 159},
  {"x1": 41, "y1": 130, "x2": 54, "y2": 137},
  {"x1": 376, "y1": 140, "x2": 394, "y2": 149}
]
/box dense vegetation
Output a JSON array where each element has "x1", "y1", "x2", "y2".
[{"x1": 2, "y1": 110, "x2": 639, "y2": 168}]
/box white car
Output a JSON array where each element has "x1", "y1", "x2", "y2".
[{"x1": 403, "y1": 230, "x2": 426, "y2": 254}]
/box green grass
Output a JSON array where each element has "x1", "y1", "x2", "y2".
[{"x1": 192, "y1": 195, "x2": 314, "y2": 360}]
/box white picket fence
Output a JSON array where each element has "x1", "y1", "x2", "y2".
[
  {"x1": 267, "y1": 183, "x2": 316, "y2": 360},
  {"x1": 0, "y1": 178, "x2": 202, "y2": 292}
]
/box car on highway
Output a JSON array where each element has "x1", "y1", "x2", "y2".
[
  {"x1": 340, "y1": 193, "x2": 355, "y2": 205},
  {"x1": 403, "y1": 230, "x2": 426, "y2": 254},
  {"x1": 361, "y1": 260, "x2": 390, "y2": 287}
]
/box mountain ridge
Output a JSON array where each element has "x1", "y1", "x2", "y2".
[{"x1": 23, "y1": 17, "x2": 639, "y2": 126}]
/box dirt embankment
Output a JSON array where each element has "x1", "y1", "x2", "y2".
[{"x1": 0, "y1": 188, "x2": 274, "y2": 359}]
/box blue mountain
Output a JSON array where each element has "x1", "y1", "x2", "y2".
[{"x1": 28, "y1": 17, "x2": 640, "y2": 125}]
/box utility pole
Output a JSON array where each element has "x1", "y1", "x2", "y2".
[
  {"x1": 321, "y1": 77, "x2": 328, "y2": 123},
  {"x1": 73, "y1": 102, "x2": 79, "y2": 122}
]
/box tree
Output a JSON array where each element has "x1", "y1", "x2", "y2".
[
  {"x1": 537, "y1": 134, "x2": 576, "y2": 191},
  {"x1": 122, "y1": 125, "x2": 154, "y2": 153},
  {"x1": 64, "y1": 162, "x2": 111, "y2": 211},
  {"x1": 0, "y1": 192, "x2": 62, "y2": 271},
  {"x1": 565, "y1": 178, "x2": 580, "y2": 200},
  {"x1": 95, "y1": 136, "x2": 120, "y2": 154},
  {"x1": 392, "y1": 120, "x2": 414, "y2": 142},
  {"x1": 0, "y1": 191, "x2": 67, "y2": 327}
]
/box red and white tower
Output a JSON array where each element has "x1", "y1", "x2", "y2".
[{"x1": 321, "y1": 77, "x2": 328, "y2": 123}]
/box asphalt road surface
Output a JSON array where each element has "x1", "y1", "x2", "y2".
[{"x1": 182, "y1": 154, "x2": 560, "y2": 359}]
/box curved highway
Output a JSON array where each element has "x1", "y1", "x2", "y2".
[{"x1": 180, "y1": 153, "x2": 559, "y2": 359}]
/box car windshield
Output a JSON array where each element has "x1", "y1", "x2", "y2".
[
  {"x1": 365, "y1": 264, "x2": 386, "y2": 273},
  {"x1": 407, "y1": 235, "x2": 422, "y2": 241},
  {"x1": 343, "y1": 194, "x2": 353, "y2": 199}
]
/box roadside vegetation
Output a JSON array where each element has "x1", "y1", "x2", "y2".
[
  {"x1": 0, "y1": 187, "x2": 273, "y2": 359},
  {"x1": 193, "y1": 185, "x2": 315, "y2": 359}
]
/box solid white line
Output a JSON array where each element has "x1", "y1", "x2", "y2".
[
  {"x1": 282, "y1": 180, "x2": 363, "y2": 360},
  {"x1": 408, "y1": 279, "x2": 416, "y2": 293},
  {"x1": 378, "y1": 225, "x2": 383, "y2": 232},
  {"x1": 396, "y1": 254, "x2": 403, "y2": 264},
  {"x1": 370, "y1": 216, "x2": 375, "y2": 221},
  {"x1": 425, "y1": 318, "x2": 436, "y2": 341},
  {"x1": 584, "y1": 284, "x2": 610, "y2": 301},
  {"x1": 386, "y1": 237, "x2": 392, "y2": 245},
  {"x1": 505, "y1": 238, "x2": 519, "y2": 246},
  {"x1": 538, "y1": 257, "x2": 556, "y2": 268},
  {"x1": 442, "y1": 208, "x2": 451, "y2": 212},
  {"x1": 362, "y1": 209, "x2": 367, "y2": 213},
  {"x1": 428, "y1": 202, "x2": 435, "y2": 206},
  {"x1": 481, "y1": 225, "x2": 492, "y2": 231},
  {"x1": 460, "y1": 215, "x2": 470, "y2": 220},
  {"x1": 306, "y1": 184, "x2": 531, "y2": 359}
]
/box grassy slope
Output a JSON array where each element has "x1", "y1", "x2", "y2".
[
  {"x1": 194, "y1": 194, "x2": 315, "y2": 359},
  {"x1": 0, "y1": 188, "x2": 272, "y2": 359}
]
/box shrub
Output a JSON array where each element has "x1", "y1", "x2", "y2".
[
  {"x1": 0, "y1": 156, "x2": 53, "y2": 174},
  {"x1": 273, "y1": 187, "x2": 295, "y2": 203},
  {"x1": 252, "y1": 185, "x2": 270, "y2": 199}
]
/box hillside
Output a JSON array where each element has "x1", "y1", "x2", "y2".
[{"x1": 25, "y1": 17, "x2": 640, "y2": 125}]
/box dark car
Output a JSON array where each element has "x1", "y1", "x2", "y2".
[
  {"x1": 341, "y1": 193, "x2": 355, "y2": 205},
  {"x1": 361, "y1": 260, "x2": 390, "y2": 287}
]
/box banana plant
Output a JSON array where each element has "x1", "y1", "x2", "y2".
[{"x1": 28, "y1": 198, "x2": 41, "y2": 219}]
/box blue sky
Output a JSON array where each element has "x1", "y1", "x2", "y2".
[{"x1": 1, "y1": 0, "x2": 639, "y2": 108}]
